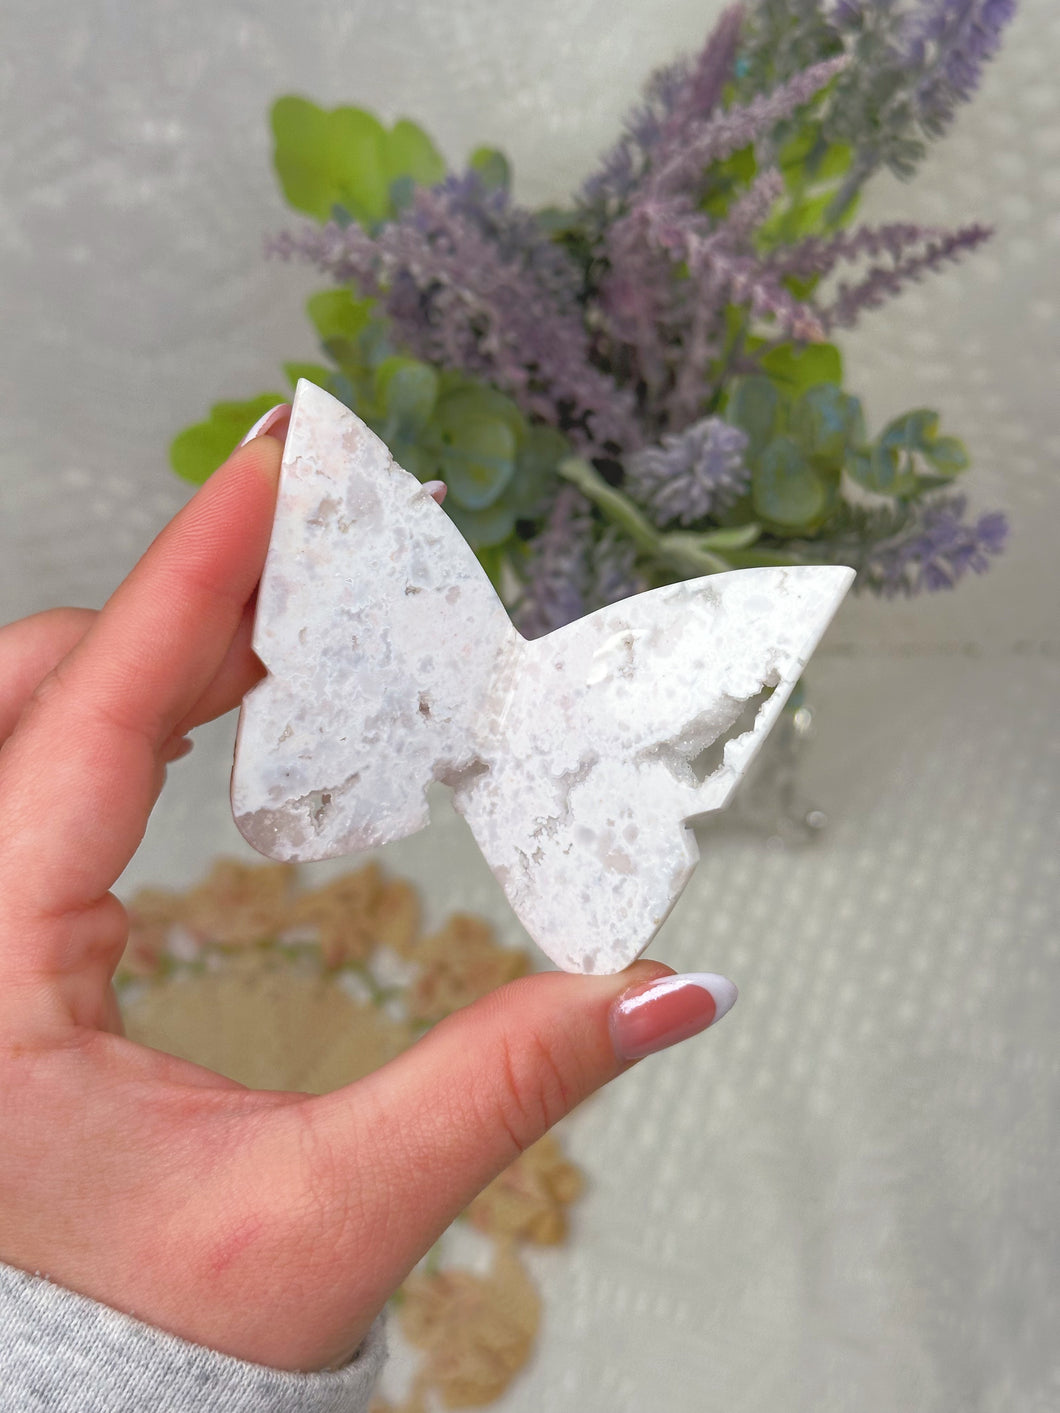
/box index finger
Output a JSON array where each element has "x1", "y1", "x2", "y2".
[{"x1": 0, "y1": 431, "x2": 284, "y2": 947}]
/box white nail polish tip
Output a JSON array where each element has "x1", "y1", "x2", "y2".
[
  {"x1": 238, "y1": 403, "x2": 288, "y2": 448},
  {"x1": 422, "y1": 479, "x2": 447, "y2": 505},
  {"x1": 682, "y1": 972, "x2": 738, "y2": 1025}
]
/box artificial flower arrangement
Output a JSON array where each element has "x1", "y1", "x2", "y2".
[{"x1": 172, "y1": 0, "x2": 1014, "y2": 637}]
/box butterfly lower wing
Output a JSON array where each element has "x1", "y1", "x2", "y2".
[
  {"x1": 231, "y1": 380, "x2": 515, "y2": 861},
  {"x1": 454, "y1": 567, "x2": 853, "y2": 972}
]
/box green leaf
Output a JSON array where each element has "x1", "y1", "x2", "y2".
[
  {"x1": 812, "y1": 140, "x2": 853, "y2": 183},
  {"x1": 306, "y1": 288, "x2": 374, "y2": 345},
  {"x1": 271, "y1": 97, "x2": 391, "y2": 226},
  {"x1": 446, "y1": 499, "x2": 517, "y2": 548},
  {"x1": 535, "y1": 206, "x2": 580, "y2": 235},
  {"x1": 384, "y1": 439, "x2": 433, "y2": 482},
  {"x1": 792, "y1": 383, "x2": 864, "y2": 465},
  {"x1": 701, "y1": 144, "x2": 757, "y2": 218},
  {"x1": 880, "y1": 408, "x2": 939, "y2": 456},
  {"x1": 436, "y1": 412, "x2": 517, "y2": 510},
  {"x1": 777, "y1": 125, "x2": 818, "y2": 172},
  {"x1": 283, "y1": 362, "x2": 333, "y2": 391},
  {"x1": 437, "y1": 381, "x2": 526, "y2": 444},
  {"x1": 922, "y1": 434, "x2": 970, "y2": 477},
  {"x1": 848, "y1": 442, "x2": 919, "y2": 498},
  {"x1": 388, "y1": 174, "x2": 416, "y2": 216},
  {"x1": 169, "y1": 393, "x2": 287, "y2": 485},
  {"x1": 385, "y1": 118, "x2": 446, "y2": 187},
  {"x1": 728, "y1": 377, "x2": 780, "y2": 460},
  {"x1": 375, "y1": 357, "x2": 439, "y2": 431},
  {"x1": 469, "y1": 146, "x2": 511, "y2": 191},
  {"x1": 474, "y1": 542, "x2": 507, "y2": 591},
  {"x1": 765, "y1": 188, "x2": 838, "y2": 242},
  {"x1": 752, "y1": 436, "x2": 832, "y2": 528},
  {"x1": 272, "y1": 98, "x2": 446, "y2": 228},
  {"x1": 759, "y1": 341, "x2": 842, "y2": 392},
  {"x1": 510, "y1": 424, "x2": 569, "y2": 516},
  {"x1": 698, "y1": 523, "x2": 762, "y2": 550}
]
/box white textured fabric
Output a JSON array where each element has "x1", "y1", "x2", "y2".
[{"x1": 2, "y1": 0, "x2": 1059, "y2": 1409}]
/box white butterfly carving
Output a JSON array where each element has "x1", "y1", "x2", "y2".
[{"x1": 232, "y1": 381, "x2": 853, "y2": 973}]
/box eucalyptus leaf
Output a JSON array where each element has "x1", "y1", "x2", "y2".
[
  {"x1": 923, "y1": 434, "x2": 970, "y2": 477},
  {"x1": 753, "y1": 435, "x2": 832, "y2": 527},
  {"x1": 446, "y1": 499, "x2": 518, "y2": 548},
  {"x1": 386, "y1": 118, "x2": 446, "y2": 188},
  {"x1": 388, "y1": 174, "x2": 416, "y2": 216},
  {"x1": 283, "y1": 362, "x2": 333, "y2": 392},
  {"x1": 474, "y1": 542, "x2": 507, "y2": 591},
  {"x1": 376, "y1": 357, "x2": 439, "y2": 431},
  {"x1": 880, "y1": 408, "x2": 940, "y2": 455},
  {"x1": 793, "y1": 383, "x2": 863, "y2": 464},
  {"x1": 728, "y1": 377, "x2": 780, "y2": 460},
  {"x1": 469, "y1": 146, "x2": 511, "y2": 191},
  {"x1": 438, "y1": 382, "x2": 525, "y2": 444},
  {"x1": 306, "y1": 288, "x2": 373, "y2": 345},
  {"x1": 436, "y1": 413, "x2": 517, "y2": 510},
  {"x1": 510, "y1": 424, "x2": 569, "y2": 515},
  {"x1": 272, "y1": 97, "x2": 390, "y2": 225},
  {"x1": 851, "y1": 441, "x2": 920, "y2": 498},
  {"x1": 759, "y1": 341, "x2": 843, "y2": 392},
  {"x1": 169, "y1": 393, "x2": 287, "y2": 485},
  {"x1": 272, "y1": 98, "x2": 445, "y2": 228}
]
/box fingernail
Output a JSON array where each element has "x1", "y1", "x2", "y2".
[
  {"x1": 164, "y1": 735, "x2": 194, "y2": 764},
  {"x1": 238, "y1": 403, "x2": 291, "y2": 448},
  {"x1": 610, "y1": 972, "x2": 738, "y2": 1061},
  {"x1": 423, "y1": 479, "x2": 447, "y2": 505}
]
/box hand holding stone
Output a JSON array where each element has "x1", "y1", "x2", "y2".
[{"x1": 0, "y1": 414, "x2": 735, "y2": 1374}]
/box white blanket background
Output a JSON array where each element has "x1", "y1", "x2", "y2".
[{"x1": 1, "y1": 2, "x2": 1057, "y2": 1408}]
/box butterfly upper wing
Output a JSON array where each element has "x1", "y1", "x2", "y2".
[
  {"x1": 454, "y1": 568, "x2": 853, "y2": 973},
  {"x1": 231, "y1": 380, "x2": 516, "y2": 861}
]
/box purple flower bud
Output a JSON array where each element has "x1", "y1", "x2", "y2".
[{"x1": 625, "y1": 418, "x2": 750, "y2": 527}]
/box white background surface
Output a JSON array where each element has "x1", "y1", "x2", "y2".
[{"x1": 1, "y1": 1, "x2": 1058, "y2": 1409}]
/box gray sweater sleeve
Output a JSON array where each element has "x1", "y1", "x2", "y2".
[{"x1": 0, "y1": 1261, "x2": 386, "y2": 1413}]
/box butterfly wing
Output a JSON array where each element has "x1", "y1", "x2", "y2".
[
  {"x1": 231, "y1": 380, "x2": 516, "y2": 860},
  {"x1": 454, "y1": 568, "x2": 853, "y2": 972}
]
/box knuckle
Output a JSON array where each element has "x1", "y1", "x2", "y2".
[{"x1": 486, "y1": 1023, "x2": 575, "y2": 1157}]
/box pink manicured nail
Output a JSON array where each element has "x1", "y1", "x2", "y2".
[
  {"x1": 423, "y1": 479, "x2": 447, "y2": 505},
  {"x1": 610, "y1": 973, "x2": 738, "y2": 1061},
  {"x1": 238, "y1": 403, "x2": 291, "y2": 448}
]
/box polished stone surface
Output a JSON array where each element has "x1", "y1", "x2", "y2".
[{"x1": 231, "y1": 381, "x2": 852, "y2": 971}]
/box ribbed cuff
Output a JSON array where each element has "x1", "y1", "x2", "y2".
[{"x1": 0, "y1": 1261, "x2": 386, "y2": 1413}]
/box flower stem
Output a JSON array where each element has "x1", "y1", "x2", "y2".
[{"x1": 558, "y1": 457, "x2": 735, "y2": 577}]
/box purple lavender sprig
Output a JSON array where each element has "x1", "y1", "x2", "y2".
[
  {"x1": 592, "y1": 48, "x2": 845, "y2": 419},
  {"x1": 864, "y1": 494, "x2": 1009, "y2": 596},
  {"x1": 270, "y1": 177, "x2": 640, "y2": 455},
  {"x1": 740, "y1": 1, "x2": 1017, "y2": 211},
  {"x1": 580, "y1": 5, "x2": 744, "y2": 210},
  {"x1": 903, "y1": 0, "x2": 1018, "y2": 137},
  {"x1": 601, "y1": 173, "x2": 825, "y2": 422},
  {"x1": 766, "y1": 220, "x2": 993, "y2": 331},
  {"x1": 647, "y1": 55, "x2": 848, "y2": 202}
]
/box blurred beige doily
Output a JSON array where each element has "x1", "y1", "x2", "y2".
[{"x1": 117, "y1": 859, "x2": 584, "y2": 1411}]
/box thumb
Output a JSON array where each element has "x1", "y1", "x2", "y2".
[{"x1": 303, "y1": 961, "x2": 737, "y2": 1328}]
